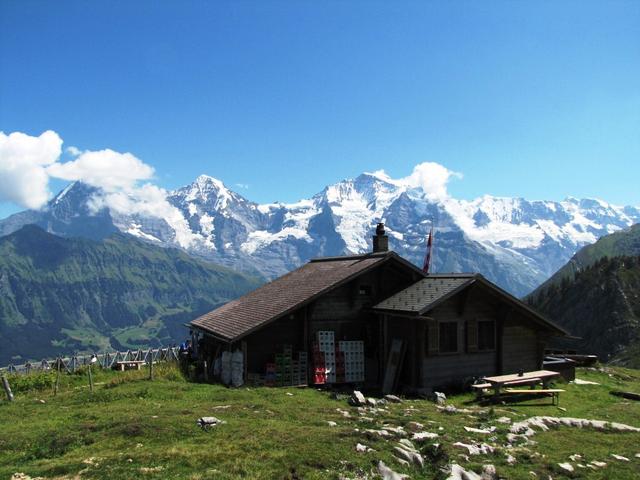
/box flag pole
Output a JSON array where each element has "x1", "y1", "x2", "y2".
[{"x1": 422, "y1": 224, "x2": 434, "y2": 274}]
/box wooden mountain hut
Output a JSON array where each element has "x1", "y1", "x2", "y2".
[{"x1": 189, "y1": 223, "x2": 568, "y2": 393}]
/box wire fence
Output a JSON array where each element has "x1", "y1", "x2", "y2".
[{"x1": 0, "y1": 346, "x2": 180, "y2": 376}]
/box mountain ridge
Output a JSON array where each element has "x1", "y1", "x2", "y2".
[{"x1": 1, "y1": 171, "x2": 639, "y2": 296}]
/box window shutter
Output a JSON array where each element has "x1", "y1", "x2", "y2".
[
  {"x1": 427, "y1": 319, "x2": 439, "y2": 355},
  {"x1": 467, "y1": 318, "x2": 478, "y2": 353}
]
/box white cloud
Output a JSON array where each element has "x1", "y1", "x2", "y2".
[
  {"x1": 235, "y1": 183, "x2": 249, "y2": 190},
  {"x1": 371, "y1": 162, "x2": 462, "y2": 201},
  {"x1": 47, "y1": 148, "x2": 154, "y2": 191},
  {"x1": 0, "y1": 130, "x2": 63, "y2": 209}
]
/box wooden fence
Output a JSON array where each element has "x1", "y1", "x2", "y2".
[{"x1": 0, "y1": 346, "x2": 180, "y2": 376}]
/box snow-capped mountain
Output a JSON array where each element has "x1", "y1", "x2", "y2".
[{"x1": 1, "y1": 172, "x2": 639, "y2": 296}]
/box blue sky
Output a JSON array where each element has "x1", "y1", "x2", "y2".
[{"x1": 0, "y1": 1, "x2": 639, "y2": 218}]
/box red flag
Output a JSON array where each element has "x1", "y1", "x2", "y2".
[{"x1": 423, "y1": 227, "x2": 433, "y2": 273}]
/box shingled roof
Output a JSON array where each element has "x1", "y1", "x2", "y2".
[
  {"x1": 373, "y1": 274, "x2": 475, "y2": 314},
  {"x1": 190, "y1": 251, "x2": 422, "y2": 341},
  {"x1": 373, "y1": 273, "x2": 568, "y2": 335}
]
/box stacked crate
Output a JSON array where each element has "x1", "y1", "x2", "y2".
[
  {"x1": 264, "y1": 363, "x2": 276, "y2": 387},
  {"x1": 297, "y1": 351, "x2": 308, "y2": 385},
  {"x1": 312, "y1": 343, "x2": 326, "y2": 384},
  {"x1": 317, "y1": 331, "x2": 336, "y2": 383},
  {"x1": 338, "y1": 340, "x2": 365, "y2": 383},
  {"x1": 274, "y1": 345, "x2": 292, "y2": 386},
  {"x1": 335, "y1": 349, "x2": 345, "y2": 383},
  {"x1": 268, "y1": 346, "x2": 308, "y2": 387}
]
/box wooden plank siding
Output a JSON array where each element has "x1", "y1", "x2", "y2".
[
  {"x1": 239, "y1": 262, "x2": 420, "y2": 383},
  {"x1": 380, "y1": 286, "x2": 549, "y2": 391},
  {"x1": 502, "y1": 323, "x2": 540, "y2": 374}
]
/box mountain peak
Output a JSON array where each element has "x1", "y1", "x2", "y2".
[{"x1": 195, "y1": 174, "x2": 226, "y2": 189}]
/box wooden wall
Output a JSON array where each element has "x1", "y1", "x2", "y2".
[
  {"x1": 418, "y1": 288, "x2": 499, "y2": 389},
  {"x1": 240, "y1": 259, "x2": 420, "y2": 380},
  {"x1": 502, "y1": 322, "x2": 540, "y2": 374},
  {"x1": 386, "y1": 285, "x2": 548, "y2": 391},
  {"x1": 243, "y1": 312, "x2": 303, "y2": 372},
  {"x1": 309, "y1": 266, "x2": 418, "y2": 384}
]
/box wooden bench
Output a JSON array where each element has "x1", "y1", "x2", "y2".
[
  {"x1": 114, "y1": 360, "x2": 146, "y2": 371},
  {"x1": 503, "y1": 388, "x2": 565, "y2": 405},
  {"x1": 471, "y1": 383, "x2": 492, "y2": 398},
  {"x1": 472, "y1": 377, "x2": 542, "y2": 398}
]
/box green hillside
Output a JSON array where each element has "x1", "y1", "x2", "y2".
[
  {"x1": 1, "y1": 364, "x2": 640, "y2": 479},
  {"x1": 531, "y1": 223, "x2": 640, "y2": 296},
  {"x1": 0, "y1": 225, "x2": 261, "y2": 364},
  {"x1": 529, "y1": 255, "x2": 640, "y2": 367}
]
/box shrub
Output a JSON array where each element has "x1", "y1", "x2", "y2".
[{"x1": 5, "y1": 371, "x2": 56, "y2": 393}]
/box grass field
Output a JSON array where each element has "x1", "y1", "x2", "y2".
[{"x1": 1, "y1": 364, "x2": 639, "y2": 479}]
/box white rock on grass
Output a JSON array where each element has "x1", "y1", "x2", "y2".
[
  {"x1": 569, "y1": 454, "x2": 582, "y2": 461},
  {"x1": 510, "y1": 416, "x2": 640, "y2": 437},
  {"x1": 464, "y1": 426, "x2": 496, "y2": 434},
  {"x1": 446, "y1": 464, "x2": 482, "y2": 480},
  {"x1": 377, "y1": 461, "x2": 409, "y2": 480},
  {"x1": 610, "y1": 454, "x2": 630, "y2": 461},
  {"x1": 365, "y1": 429, "x2": 392, "y2": 439},
  {"x1": 384, "y1": 394, "x2": 403, "y2": 403},
  {"x1": 412, "y1": 431, "x2": 439, "y2": 442},
  {"x1": 589, "y1": 461, "x2": 607, "y2": 468},
  {"x1": 385, "y1": 425, "x2": 407, "y2": 437},
  {"x1": 505, "y1": 454, "x2": 516, "y2": 465},
  {"x1": 349, "y1": 391, "x2": 366, "y2": 406},
  {"x1": 393, "y1": 456, "x2": 410, "y2": 467},
  {"x1": 573, "y1": 378, "x2": 600, "y2": 385},
  {"x1": 398, "y1": 438, "x2": 416, "y2": 451},
  {"x1": 196, "y1": 417, "x2": 225, "y2": 430},
  {"x1": 558, "y1": 463, "x2": 574, "y2": 472},
  {"x1": 366, "y1": 397, "x2": 378, "y2": 407},
  {"x1": 405, "y1": 421, "x2": 424, "y2": 432},
  {"x1": 355, "y1": 443, "x2": 374, "y2": 453},
  {"x1": 452, "y1": 442, "x2": 495, "y2": 455},
  {"x1": 481, "y1": 464, "x2": 498, "y2": 480},
  {"x1": 395, "y1": 440, "x2": 424, "y2": 468},
  {"x1": 434, "y1": 392, "x2": 447, "y2": 405},
  {"x1": 438, "y1": 405, "x2": 473, "y2": 414},
  {"x1": 327, "y1": 421, "x2": 337, "y2": 427}
]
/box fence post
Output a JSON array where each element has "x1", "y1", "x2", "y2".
[
  {"x1": 149, "y1": 357, "x2": 154, "y2": 381},
  {"x1": 1, "y1": 375, "x2": 14, "y2": 402},
  {"x1": 54, "y1": 358, "x2": 61, "y2": 396}
]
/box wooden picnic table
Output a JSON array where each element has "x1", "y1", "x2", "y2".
[{"x1": 482, "y1": 369, "x2": 560, "y2": 397}]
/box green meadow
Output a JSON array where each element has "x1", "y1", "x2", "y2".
[{"x1": 1, "y1": 364, "x2": 639, "y2": 479}]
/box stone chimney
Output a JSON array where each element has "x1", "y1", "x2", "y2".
[{"x1": 372, "y1": 222, "x2": 389, "y2": 253}]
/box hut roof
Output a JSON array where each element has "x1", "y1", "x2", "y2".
[
  {"x1": 373, "y1": 274, "x2": 568, "y2": 336},
  {"x1": 190, "y1": 251, "x2": 423, "y2": 341}
]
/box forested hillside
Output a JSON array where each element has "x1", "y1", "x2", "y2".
[
  {"x1": 530, "y1": 255, "x2": 640, "y2": 367},
  {"x1": 0, "y1": 225, "x2": 261, "y2": 364}
]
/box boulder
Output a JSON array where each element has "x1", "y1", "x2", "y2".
[
  {"x1": 384, "y1": 394, "x2": 403, "y2": 403},
  {"x1": 434, "y1": 392, "x2": 446, "y2": 405},
  {"x1": 446, "y1": 464, "x2": 481, "y2": 480},
  {"x1": 349, "y1": 390, "x2": 366, "y2": 406},
  {"x1": 377, "y1": 461, "x2": 409, "y2": 480}
]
